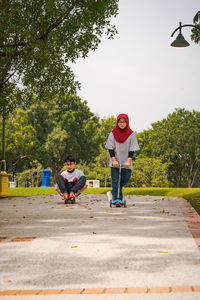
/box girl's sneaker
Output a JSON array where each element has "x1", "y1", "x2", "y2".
[{"x1": 107, "y1": 191, "x2": 113, "y2": 202}]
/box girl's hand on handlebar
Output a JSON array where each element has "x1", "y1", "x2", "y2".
[
  {"x1": 124, "y1": 161, "x2": 130, "y2": 168},
  {"x1": 112, "y1": 160, "x2": 119, "y2": 167}
]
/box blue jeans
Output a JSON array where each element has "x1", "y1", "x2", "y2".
[{"x1": 111, "y1": 167, "x2": 131, "y2": 200}]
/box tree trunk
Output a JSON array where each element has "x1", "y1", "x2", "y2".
[{"x1": 188, "y1": 162, "x2": 200, "y2": 187}]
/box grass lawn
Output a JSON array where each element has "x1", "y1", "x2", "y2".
[{"x1": 6, "y1": 186, "x2": 200, "y2": 215}]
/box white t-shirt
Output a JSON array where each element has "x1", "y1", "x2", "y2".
[
  {"x1": 55, "y1": 169, "x2": 85, "y2": 190},
  {"x1": 105, "y1": 132, "x2": 139, "y2": 169}
]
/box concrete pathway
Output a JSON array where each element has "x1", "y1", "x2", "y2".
[{"x1": 0, "y1": 193, "x2": 200, "y2": 299}]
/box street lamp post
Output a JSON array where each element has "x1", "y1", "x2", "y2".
[
  {"x1": 2, "y1": 112, "x2": 6, "y2": 172},
  {"x1": 171, "y1": 22, "x2": 200, "y2": 47}
]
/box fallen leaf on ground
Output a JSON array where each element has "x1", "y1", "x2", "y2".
[
  {"x1": 71, "y1": 245, "x2": 78, "y2": 248},
  {"x1": 157, "y1": 251, "x2": 168, "y2": 253}
]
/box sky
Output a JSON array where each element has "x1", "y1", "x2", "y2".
[{"x1": 71, "y1": 0, "x2": 200, "y2": 133}]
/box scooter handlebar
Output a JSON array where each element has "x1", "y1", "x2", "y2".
[{"x1": 112, "y1": 163, "x2": 124, "y2": 167}]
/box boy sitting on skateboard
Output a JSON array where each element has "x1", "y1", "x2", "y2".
[{"x1": 55, "y1": 155, "x2": 87, "y2": 204}]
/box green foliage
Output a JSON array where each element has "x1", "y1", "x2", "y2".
[
  {"x1": 98, "y1": 116, "x2": 116, "y2": 145},
  {"x1": 85, "y1": 116, "x2": 115, "y2": 186},
  {"x1": 27, "y1": 94, "x2": 101, "y2": 178},
  {"x1": 129, "y1": 157, "x2": 169, "y2": 187},
  {"x1": 184, "y1": 193, "x2": 200, "y2": 215},
  {"x1": 151, "y1": 174, "x2": 169, "y2": 188},
  {"x1": 79, "y1": 145, "x2": 111, "y2": 187},
  {"x1": 138, "y1": 108, "x2": 200, "y2": 187},
  {"x1": 128, "y1": 169, "x2": 145, "y2": 187},
  {"x1": 0, "y1": 0, "x2": 119, "y2": 113},
  {"x1": 94, "y1": 146, "x2": 111, "y2": 187},
  {"x1": 191, "y1": 11, "x2": 200, "y2": 44},
  {"x1": 78, "y1": 115, "x2": 115, "y2": 187},
  {"x1": 0, "y1": 109, "x2": 39, "y2": 172},
  {"x1": 3, "y1": 108, "x2": 200, "y2": 189}
]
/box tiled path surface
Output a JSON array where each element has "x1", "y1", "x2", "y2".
[{"x1": 0, "y1": 194, "x2": 200, "y2": 298}]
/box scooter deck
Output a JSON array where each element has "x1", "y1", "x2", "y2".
[{"x1": 110, "y1": 199, "x2": 126, "y2": 208}]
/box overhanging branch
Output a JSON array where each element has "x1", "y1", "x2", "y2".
[{"x1": 0, "y1": 0, "x2": 82, "y2": 51}]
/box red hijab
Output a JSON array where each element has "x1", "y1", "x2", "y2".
[{"x1": 112, "y1": 113, "x2": 133, "y2": 143}]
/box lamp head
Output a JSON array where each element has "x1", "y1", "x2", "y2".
[{"x1": 171, "y1": 32, "x2": 190, "y2": 47}]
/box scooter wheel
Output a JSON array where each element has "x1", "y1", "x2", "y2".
[
  {"x1": 123, "y1": 201, "x2": 126, "y2": 208},
  {"x1": 110, "y1": 200, "x2": 112, "y2": 208}
]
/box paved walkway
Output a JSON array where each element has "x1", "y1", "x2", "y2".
[{"x1": 0, "y1": 193, "x2": 200, "y2": 299}]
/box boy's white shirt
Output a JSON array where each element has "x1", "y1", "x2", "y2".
[
  {"x1": 105, "y1": 132, "x2": 139, "y2": 169},
  {"x1": 55, "y1": 169, "x2": 85, "y2": 190}
]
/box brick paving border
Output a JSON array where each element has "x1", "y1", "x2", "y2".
[
  {"x1": 0, "y1": 237, "x2": 37, "y2": 243},
  {"x1": 0, "y1": 286, "x2": 200, "y2": 296},
  {"x1": 179, "y1": 198, "x2": 200, "y2": 250}
]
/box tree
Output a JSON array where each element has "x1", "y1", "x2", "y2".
[
  {"x1": 0, "y1": 109, "x2": 39, "y2": 173},
  {"x1": 0, "y1": 0, "x2": 119, "y2": 114},
  {"x1": 98, "y1": 116, "x2": 116, "y2": 146},
  {"x1": 27, "y1": 94, "x2": 101, "y2": 180},
  {"x1": 138, "y1": 108, "x2": 200, "y2": 187},
  {"x1": 93, "y1": 145, "x2": 111, "y2": 187},
  {"x1": 93, "y1": 116, "x2": 116, "y2": 186},
  {"x1": 129, "y1": 157, "x2": 169, "y2": 187},
  {"x1": 44, "y1": 126, "x2": 69, "y2": 181},
  {"x1": 191, "y1": 11, "x2": 200, "y2": 44},
  {"x1": 76, "y1": 115, "x2": 116, "y2": 187}
]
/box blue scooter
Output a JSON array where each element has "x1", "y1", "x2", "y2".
[{"x1": 110, "y1": 164, "x2": 126, "y2": 208}]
